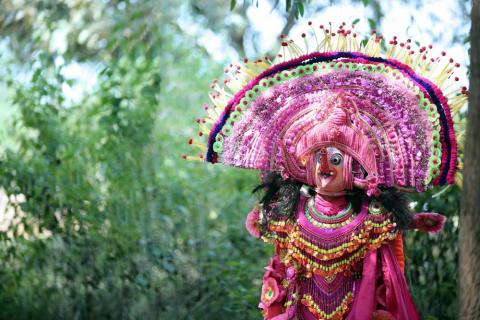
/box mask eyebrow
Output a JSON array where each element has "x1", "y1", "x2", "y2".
[{"x1": 326, "y1": 147, "x2": 342, "y2": 154}]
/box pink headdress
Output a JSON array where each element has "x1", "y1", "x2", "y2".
[
  {"x1": 281, "y1": 93, "x2": 379, "y2": 195},
  {"x1": 188, "y1": 22, "x2": 467, "y2": 193}
]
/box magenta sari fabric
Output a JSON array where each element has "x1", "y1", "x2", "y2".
[{"x1": 346, "y1": 244, "x2": 420, "y2": 320}]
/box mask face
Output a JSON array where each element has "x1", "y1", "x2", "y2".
[{"x1": 314, "y1": 147, "x2": 346, "y2": 194}]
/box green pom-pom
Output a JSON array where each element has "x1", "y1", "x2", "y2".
[
  {"x1": 230, "y1": 110, "x2": 241, "y2": 121},
  {"x1": 303, "y1": 65, "x2": 314, "y2": 75},
  {"x1": 244, "y1": 90, "x2": 256, "y2": 103},
  {"x1": 213, "y1": 141, "x2": 223, "y2": 153},
  {"x1": 215, "y1": 134, "x2": 224, "y2": 142},
  {"x1": 429, "y1": 156, "x2": 441, "y2": 169},
  {"x1": 259, "y1": 79, "x2": 269, "y2": 87},
  {"x1": 350, "y1": 63, "x2": 360, "y2": 71},
  {"x1": 428, "y1": 112, "x2": 440, "y2": 122},
  {"x1": 409, "y1": 83, "x2": 419, "y2": 94},
  {"x1": 375, "y1": 63, "x2": 385, "y2": 73},
  {"x1": 222, "y1": 123, "x2": 233, "y2": 136},
  {"x1": 228, "y1": 118, "x2": 236, "y2": 127},
  {"x1": 426, "y1": 103, "x2": 437, "y2": 116},
  {"x1": 431, "y1": 147, "x2": 441, "y2": 158}
]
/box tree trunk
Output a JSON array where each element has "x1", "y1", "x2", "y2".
[{"x1": 459, "y1": 0, "x2": 480, "y2": 318}]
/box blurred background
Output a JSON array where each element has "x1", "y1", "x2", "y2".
[{"x1": 0, "y1": 1, "x2": 470, "y2": 319}]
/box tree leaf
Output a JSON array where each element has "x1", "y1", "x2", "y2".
[
  {"x1": 368, "y1": 18, "x2": 376, "y2": 31},
  {"x1": 352, "y1": 18, "x2": 360, "y2": 25},
  {"x1": 296, "y1": 0, "x2": 305, "y2": 16},
  {"x1": 230, "y1": 0, "x2": 236, "y2": 11}
]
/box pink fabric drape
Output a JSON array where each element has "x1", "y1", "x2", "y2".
[
  {"x1": 346, "y1": 244, "x2": 420, "y2": 320},
  {"x1": 379, "y1": 244, "x2": 419, "y2": 320},
  {"x1": 346, "y1": 249, "x2": 378, "y2": 320}
]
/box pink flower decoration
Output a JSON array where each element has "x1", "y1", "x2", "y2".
[
  {"x1": 261, "y1": 277, "x2": 280, "y2": 307},
  {"x1": 259, "y1": 276, "x2": 287, "y2": 320},
  {"x1": 245, "y1": 206, "x2": 261, "y2": 238},
  {"x1": 263, "y1": 255, "x2": 286, "y2": 281},
  {"x1": 411, "y1": 212, "x2": 446, "y2": 234}
]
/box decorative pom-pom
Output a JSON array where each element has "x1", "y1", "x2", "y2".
[
  {"x1": 411, "y1": 212, "x2": 446, "y2": 234},
  {"x1": 245, "y1": 206, "x2": 261, "y2": 238}
]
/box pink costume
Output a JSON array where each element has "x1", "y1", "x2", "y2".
[{"x1": 188, "y1": 22, "x2": 466, "y2": 320}]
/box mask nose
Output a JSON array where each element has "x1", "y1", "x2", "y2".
[
  {"x1": 316, "y1": 147, "x2": 335, "y2": 187},
  {"x1": 317, "y1": 147, "x2": 331, "y2": 172}
]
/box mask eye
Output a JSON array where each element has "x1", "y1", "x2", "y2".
[{"x1": 330, "y1": 153, "x2": 343, "y2": 166}]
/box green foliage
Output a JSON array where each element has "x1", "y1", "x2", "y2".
[
  {"x1": 0, "y1": 8, "x2": 273, "y2": 316},
  {"x1": 0, "y1": 0, "x2": 170, "y2": 62},
  {"x1": 405, "y1": 187, "x2": 460, "y2": 319},
  {"x1": 231, "y1": 0, "x2": 309, "y2": 18}
]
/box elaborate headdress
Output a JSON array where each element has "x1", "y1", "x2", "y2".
[{"x1": 187, "y1": 22, "x2": 467, "y2": 194}]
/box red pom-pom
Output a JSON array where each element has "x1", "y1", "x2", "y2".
[
  {"x1": 245, "y1": 207, "x2": 261, "y2": 238},
  {"x1": 411, "y1": 212, "x2": 446, "y2": 234}
]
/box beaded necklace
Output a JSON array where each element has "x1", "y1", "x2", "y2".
[{"x1": 305, "y1": 197, "x2": 355, "y2": 228}]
